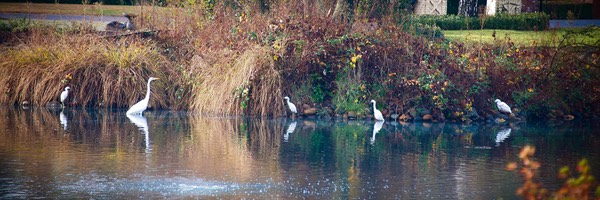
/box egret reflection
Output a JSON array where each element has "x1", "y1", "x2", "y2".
[
  {"x1": 370, "y1": 121, "x2": 384, "y2": 145},
  {"x1": 59, "y1": 111, "x2": 67, "y2": 131},
  {"x1": 495, "y1": 128, "x2": 512, "y2": 146},
  {"x1": 284, "y1": 121, "x2": 297, "y2": 142},
  {"x1": 126, "y1": 114, "x2": 151, "y2": 153}
]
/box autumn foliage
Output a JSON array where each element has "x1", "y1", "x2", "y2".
[{"x1": 507, "y1": 145, "x2": 600, "y2": 199}]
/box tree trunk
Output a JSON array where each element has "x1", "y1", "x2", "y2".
[
  {"x1": 332, "y1": 0, "x2": 347, "y2": 21},
  {"x1": 303, "y1": 0, "x2": 308, "y2": 17},
  {"x1": 458, "y1": 0, "x2": 478, "y2": 17},
  {"x1": 594, "y1": 0, "x2": 600, "y2": 19}
]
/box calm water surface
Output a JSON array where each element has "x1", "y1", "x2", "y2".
[{"x1": 0, "y1": 107, "x2": 599, "y2": 199}]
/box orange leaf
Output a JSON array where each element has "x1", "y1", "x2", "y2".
[{"x1": 507, "y1": 162, "x2": 518, "y2": 171}]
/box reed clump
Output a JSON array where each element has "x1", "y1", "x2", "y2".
[
  {"x1": 189, "y1": 46, "x2": 282, "y2": 116},
  {"x1": 0, "y1": 25, "x2": 194, "y2": 109}
]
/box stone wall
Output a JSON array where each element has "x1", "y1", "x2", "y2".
[
  {"x1": 486, "y1": 0, "x2": 497, "y2": 15},
  {"x1": 486, "y1": 0, "x2": 521, "y2": 15},
  {"x1": 414, "y1": 0, "x2": 447, "y2": 15},
  {"x1": 501, "y1": 0, "x2": 522, "y2": 14}
]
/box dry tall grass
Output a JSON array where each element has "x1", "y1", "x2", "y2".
[
  {"x1": 166, "y1": 4, "x2": 287, "y2": 116},
  {"x1": 189, "y1": 47, "x2": 283, "y2": 116},
  {"x1": 0, "y1": 26, "x2": 193, "y2": 109}
]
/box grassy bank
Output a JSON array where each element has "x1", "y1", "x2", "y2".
[{"x1": 0, "y1": 2, "x2": 599, "y2": 121}]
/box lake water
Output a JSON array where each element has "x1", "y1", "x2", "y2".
[{"x1": 0, "y1": 106, "x2": 599, "y2": 199}]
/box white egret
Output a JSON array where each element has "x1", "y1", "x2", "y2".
[
  {"x1": 495, "y1": 128, "x2": 512, "y2": 146},
  {"x1": 60, "y1": 86, "x2": 70, "y2": 107},
  {"x1": 370, "y1": 121, "x2": 384, "y2": 145},
  {"x1": 495, "y1": 99, "x2": 512, "y2": 114},
  {"x1": 126, "y1": 77, "x2": 159, "y2": 115},
  {"x1": 370, "y1": 100, "x2": 385, "y2": 121},
  {"x1": 284, "y1": 121, "x2": 297, "y2": 142},
  {"x1": 284, "y1": 96, "x2": 297, "y2": 114}
]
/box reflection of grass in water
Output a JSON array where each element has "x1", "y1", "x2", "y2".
[
  {"x1": 286, "y1": 122, "x2": 329, "y2": 161},
  {"x1": 333, "y1": 123, "x2": 369, "y2": 156},
  {"x1": 0, "y1": 107, "x2": 156, "y2": 178}
]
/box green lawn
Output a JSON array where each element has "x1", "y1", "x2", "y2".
[{"x1": 443, "y1": 28, "x2": 600, "y2": 47}]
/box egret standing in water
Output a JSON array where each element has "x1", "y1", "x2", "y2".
[
  {"x1": 284, "y1": 96, "x2": 297, "y2": 116},
  {"x1": 370, "y1": 100, "x2": 385, "y2": 121},
  {"x1": 60, "y1": 86, "x2": 70, "y2": 107},
  {"x1": 127, "y1": 77, "x2": 159, "y2": 115},
  {"x1": 495, "y1": 99, "x2": 512, "y2": 114}
]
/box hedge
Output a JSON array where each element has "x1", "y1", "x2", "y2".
[{"x1": 411, "y1": 12, "x2": 550, "y2": 30}]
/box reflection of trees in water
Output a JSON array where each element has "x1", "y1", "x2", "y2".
[
  {"x1": 183, "y1": 117, "x2": 284, "y2": 182},
  {"x1": 275, "y1": 121, "x2": 520, "y2": 198},
  {"x1": 143, "y1": 111, "x2": 191, "y2": 151},
  {"x1": 0, "y1": 107, "x2": 128, "y2": 187}
]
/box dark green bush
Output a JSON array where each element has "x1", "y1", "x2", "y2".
[
  {"x1": 486, "y1": 13, "x2": 550, "y2": 30},
  {"x1": 402, "y1": 19, "x2": 445, "y2": 39},
  {"x1": 410, "y1": 15, "x2": 480, "y2": 30},
  {"x1": 411, "y1": 12, "x2": 549, "y2": 30}
]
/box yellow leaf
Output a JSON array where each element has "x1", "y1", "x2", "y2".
[{"x1": 506, "y1": 162, "x2": 518, "y2": 171}]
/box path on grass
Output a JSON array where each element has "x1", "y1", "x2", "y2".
[
  {"x1": 549, "y1": 20, "x2": 600, "y2": 29},
  {"x1": 0, "y1": 12, "x2": 128, "y2": 31},
  {"x1": 0, "y1": 12, "x2": 127, "y2": 22}
]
